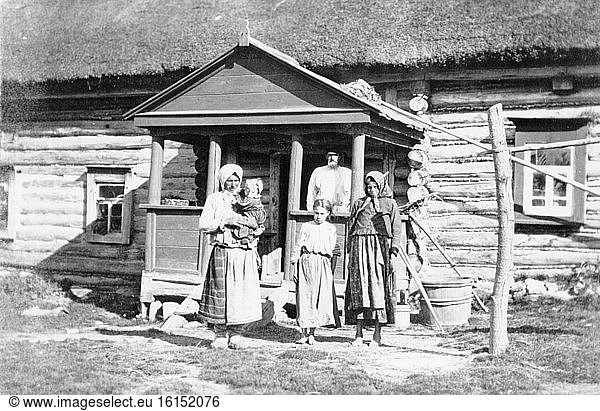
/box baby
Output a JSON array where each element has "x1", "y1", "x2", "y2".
[{"x1": 232, "y1": 178, "x2": 266, "y2": 244}]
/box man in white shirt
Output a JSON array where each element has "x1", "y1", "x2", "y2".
[{"x1": 306, "y1": 151, "x2": 352, "y2": 213}]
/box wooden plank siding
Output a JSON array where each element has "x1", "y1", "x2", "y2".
[{"x1": 157, "y1": 50, "x2": 356, "y2": 113}]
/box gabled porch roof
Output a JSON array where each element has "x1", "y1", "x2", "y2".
[{"x1": 124, "y1": 35, "x2": 425, "y2": 146}]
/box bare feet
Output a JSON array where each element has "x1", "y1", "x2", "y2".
[
  {"x1": 295, "y1": 337, "x2": 308, "y2": 345},
  {"x1": 350, "y1": 337, "x2": 364, "y2": 347},
  {"x1": 368, "y1": 340, "x2": 380, "y2": 348},
  {"x1": 228, "y1": 334, "x2": 246, "y2": 350}
]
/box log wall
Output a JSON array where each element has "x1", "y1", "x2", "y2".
[
  {"x1": 421, "y1": 112, "x2": 600, "y2": 281},
  {"x1": 0, "y1": 120, "x2": 199, "y2": 293},
  {"x1": 0, "y1": 123, "x2": 295, "y2": 293}
]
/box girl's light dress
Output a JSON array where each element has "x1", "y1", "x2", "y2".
[{"x1": 291, "y1": 221, "x2": 337, "y2": 328}]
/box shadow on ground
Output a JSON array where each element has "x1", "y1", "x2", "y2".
[{"x1": 97, "y1": 327, "x2": 212, "y2": 347}]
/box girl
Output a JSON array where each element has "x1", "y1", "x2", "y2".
[
  {"x1": 291, "y1": 199, "x2": 338, "y2": 345},
  {"x1": 345, "y1": 171, "x2": 401, "y2": 347}
]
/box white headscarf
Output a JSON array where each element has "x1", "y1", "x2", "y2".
[
  {"x1": 365, "y1": 170, "x2": 392, "y2": 198},
  {"x1": 218, "y1": 164, "x2": 243, "y2": 191}
]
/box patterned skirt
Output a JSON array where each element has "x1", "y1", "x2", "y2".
[
  {"x1": 295, "y1": 253, "x2": 336, "y2": 328},
  {"x1": 344, "y1": 234, "x2": 396, "y2": 325},
  {"x1": 198, "y1": 245, "x2": 262, "y2": 325}
]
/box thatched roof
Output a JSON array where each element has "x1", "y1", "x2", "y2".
[{"x1": 2, "y1": 0, "x2": 600, "y2": 83}]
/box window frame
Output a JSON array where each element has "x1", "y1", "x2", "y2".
[
  {"x1": 86, "y1": 167, "x2": 133, "y2": 244},
  {"x1": 0, "y1": 166, "x2": 17, "y2": 240},
  {"x1": 513, "y1": 125, "x2": 588, "y2": 225},
  {"x1": 522, "y1": 146, "x2": 575, "y2": 217}
]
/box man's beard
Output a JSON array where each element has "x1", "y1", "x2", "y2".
[{"x1": 327, "y1": 160, "x2": 338, "y2": 168}]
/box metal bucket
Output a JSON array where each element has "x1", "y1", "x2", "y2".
[
  {"x1": 419, "y1": 278, "x2": 473, "y2": 326},
  {"x1": 394, "y1": 304, "x2": 411, "y2": 330}
]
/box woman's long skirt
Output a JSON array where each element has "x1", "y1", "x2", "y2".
[
  {"x1": 295, "y1": 253, "x2": 336, "y2": 328},
  {"x1": 198, "y1": 245, "x2": 262, "y2": 325},
  {"x1": 344, "y1": 234, "x2": 396, "y2": 325}
]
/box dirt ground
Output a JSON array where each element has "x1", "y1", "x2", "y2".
[{"x1": 3, "y1": 313, "x2": 476, "y2": 394}]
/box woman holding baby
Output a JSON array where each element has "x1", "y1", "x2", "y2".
[{"x1": 198, "y1": 164, "x2": 263, "y2": 350}]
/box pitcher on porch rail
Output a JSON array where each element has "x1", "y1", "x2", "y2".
[{"x1": 197, "y1": 164, "x2": 263, "y2": 349}]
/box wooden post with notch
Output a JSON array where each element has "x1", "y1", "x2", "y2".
[
  {"x1": 351, "y1": 134, "x2": 366, "y2": 204},
  {"x1": 284, "y1": 134, "x2": 303, "y2": 280},
  {"x1": 488, "y1": 104, "x2": 514, "y2": 355}
]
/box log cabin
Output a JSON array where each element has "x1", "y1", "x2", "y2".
[{"x1": 1, "y1": 0, "x2": 600, "y2": 300}]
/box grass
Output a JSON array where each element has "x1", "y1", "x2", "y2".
[
  {"x1": 0, "y1": 271, "x2": 136, "y2": 333},
  {"x1": 1, "y1": 271, "x2": 599, "y2": 394},
  {"x1": 402, "y1": 297, "x2": 600, "y2": 394},
  {"x1": 0, "y1": 336, "x2": 406, "y2": 395}
]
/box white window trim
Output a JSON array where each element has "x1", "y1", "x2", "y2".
[
  {"x1": 0, "y1": 167, "x2": 18, "y2": 240},
  {"x1": 86, "y1": 167, "x2": 133, "y2": 244},
  {"x1": 522, "y1": 147, "x2": 574, "y2": 217},
  {"x1": 514, "y1": 125, "x2": 588, "y2": 224}
]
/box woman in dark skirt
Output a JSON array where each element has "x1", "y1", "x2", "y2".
[{"x1": 345, "y1": 171, "x2": 402, "y2": 347}]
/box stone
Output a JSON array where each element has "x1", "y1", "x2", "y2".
[
  {"x1": 70, "y1": 287, "x2": 93, "y2": 300},
  {"x1": 160, "y1": 314, "x2": 188, "y2": 331},
  {"x1": 545, "y1": 290, "x2": 573, "y2": 301},
  {"x1": 183, "y1": 321, "x2": 204, "y2": 329},
  {"x1": 510, "y1": 280, "x2": 526, "y2": 293},
  {"x1": 525, "y1": 278, "x2": 546, "y2": 295},
  {"x1": 174, "y1": 297, "x2": 199, "y2": 316},
  {"x1": 512, "y1": 289, "x2": 527, "y2": 301},
  {"x1": 18, "y1": 270, "x2": 33, "y2": 278},
  {"x1": 162, "y1": 301, "x2": 179, "y2": 319},
  {"x1": 22, "y1": 306, "x2": 69, "y2": 317},
  {"x1": 545, "y1": 282, "x2": 559, "y2": 293},
  {"x1": 148, "y1": 300, "x2": 162, "y2": 322},
  {"x1": 260, "y1": 286, "x2": 289, "y2": 315}
]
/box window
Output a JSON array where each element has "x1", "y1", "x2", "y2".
[
  {"x1": 0, "y1": 167, "x2": 16, "y2": 239},
  {"x1": 513, "y1": 119, "x2": 588, "y2": 224},
  {"x1": 86, "y1": 167, "x2": 133, "y2": 244},
  {"x1": 523, "y1": 147, "x2": 574, "y2": 216}
]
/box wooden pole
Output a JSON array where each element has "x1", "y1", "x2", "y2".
[
  {"x1": 206, "y1": 136, "x2": 222, "y2": 196},
  {"x1": 495, "y1": 136, "x2": 600, "y2": 154},
  {"x1": 351, "y1": 134, "x2": 366, "y2": 204},
  {"x1": 409, "y1": 215, "x2": 489, "y2": 313},
  {"x1": 148, "y1": 136, "x2": 164, "y2": 205},
  {"x1": 380, "y1": 101, "x2": 600, "y2": 197},
  {"x1": 145, "y1": 136, "x2": 164, "y2": 273},
  {"x1": 396, "y1": 245, "x2": 445, "y2": 333},
  {"x1": 488, "y1": 104, "x2": 514, "y2": 355},
  {"x1": 283, "y1": 134, "x2": 303, "y2": 280}
]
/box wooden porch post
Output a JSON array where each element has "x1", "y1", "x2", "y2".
[
  {"x1": 145, "y1": 136, "x2": 164, "y2": 272},
  {"x1": 283, "y1": 135, "x2": 303, "y2": 280},
  {"x1": 148, "y1": 136, "x2": 165, "y2": 204},
  {"x1": 351, "y1": 134, "x2": 366, "y2": 204},
  {"x1": 206, "y1": 136, "x2": 222, "y2": 196}
]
